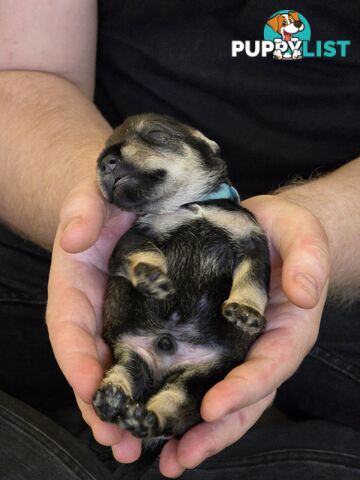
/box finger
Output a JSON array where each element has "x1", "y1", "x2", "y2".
[
  {"x1": 47, "y1": 285, "x2": 103, "y2": 403},
  {"x1": 60, "y1": 179, "x2": 108, "y2": 253},
  {"x1": 76, "y1": 395, "x2": 124, "y2": 446},
  {"x1": 274, "y1": 208, "x2": 330, "y2": 309},
  {"x1": 169, "y1": 393, "x2": 274, "y2": 471},
  {"x1": 159, "y1": 440, "x2": 185, "y2": 478},
  {"x1": 112, "y1": 431, "x2": 143, "y2": 464},
  {"x1": 244, "y1": 196, "x2": 330, "y2": 309}
]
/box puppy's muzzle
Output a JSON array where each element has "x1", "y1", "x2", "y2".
[{"x1": 100, "y1": 153, "x2": 139, "y2": 200}]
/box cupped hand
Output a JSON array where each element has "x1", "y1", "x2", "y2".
[
  {"x1": 47, "y1": 186, "x2": 330, "y2": 477},
  {"x1": 158, "y1": 194, "x2": 330, "y2": 478},
  {"x1": 46, "y1": 178, "x2": 143, "y2": 463}
]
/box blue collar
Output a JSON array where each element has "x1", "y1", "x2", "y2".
[{"x1": 201, "y1": 182, "x2": 241, "y2": 206}]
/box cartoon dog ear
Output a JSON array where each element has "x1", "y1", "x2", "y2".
[
  {"x1": 289, "y1": 11, "x2": 300, "y2": 22},
  {"x1": 266, "y1": 14, "x2": 281, "y2": 32}
]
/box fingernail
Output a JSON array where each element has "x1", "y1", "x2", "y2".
[
  {"x1": 295, "y1": 273, "x2": 318, "y2": 300},
  {"x1": 63, "y1": 217, "x2": 83, "y2": 233}
]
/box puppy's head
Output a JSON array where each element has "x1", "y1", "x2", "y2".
[{"x1": 97, "y1": 113, "x2": 227, "y2": 214}]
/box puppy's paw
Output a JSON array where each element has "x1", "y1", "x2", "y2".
[
  {"x1": 119, "y1": 402, "x2": 159, "y2": 439},
  {"x1": 133, "y1": 262, "x2": 174, "y2": 300},
  {"x1": 222, "y1": 302, "x2": 265, "y2": 335},
  {"x1": 93, "y1": 383, "x2": 130, "y2": 422}
]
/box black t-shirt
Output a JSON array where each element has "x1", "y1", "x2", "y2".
[
  {"x1": 95, "y1": 0, "x2": 360, "y2": 197},
  {"x1": 1, "y1": 0, "x2": 359, "y2": 288}
]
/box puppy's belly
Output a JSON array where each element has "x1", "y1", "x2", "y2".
[{"x1": 117, "y1": 332, "x2": 222, "y2": 375}]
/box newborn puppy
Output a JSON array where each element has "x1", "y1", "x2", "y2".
[{"x1": 93, "y1": 113, "x2": 270, "y2": 442}]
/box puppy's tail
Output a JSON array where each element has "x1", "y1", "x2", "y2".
[{"x1": 113, "y1": 439, "x2": 166, "y2": 480}]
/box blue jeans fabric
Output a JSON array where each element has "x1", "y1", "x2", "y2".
[
  {"x1": 1, "y1": 389, "x2": 360, "y2": 480},
  {"x1": 146, "y1": 420, "x2": 360, "y2": 480},
  {"x1": 0, "y1": 223, "x2": 359, "y2": 479},
  {"x1": 0, "y1": 389, "x2": 111, "y2": 480},
  {"x1": 276, "y1": 301, "x2": 360, "y2": 430}
]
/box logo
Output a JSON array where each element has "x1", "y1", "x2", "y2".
[
  {"x1": 264, "y1": 10, "x2": 310, "y2": 60},
  {"x1": 232, "y1": 10, "x2": 351, "y2": 60}
]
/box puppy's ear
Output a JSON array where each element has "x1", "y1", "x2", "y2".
[
  {"x1": 191, "y1": 129, "x2": 220, "y2": 155},
  {"x1": 289, "y1": 11, "x2": 300, "y2": 22},
  {"x1": 266, "y1": 14, "x2": 281, "y2": 33}
]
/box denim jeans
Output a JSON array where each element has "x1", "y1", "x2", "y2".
[
  {"x1": 0, "y1": 223, "x2": 359, "y2": 479},
  {"x1": 0, "y1": 389, "x2": 111, "y2": 480},
  {"x1": 1, "y1": 389, "x2": 360, "y2": 480}
]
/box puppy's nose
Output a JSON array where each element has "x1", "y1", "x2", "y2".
[
  {"x1": 101, "y1": 154, "x2": 119, "y2": 174},
  {"x1": 294, "y1": 21, "x2": 302, "y2": 28}
]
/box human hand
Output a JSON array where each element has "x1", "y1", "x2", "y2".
[
  {"x1": 157, "y1": 194, "x2": 330, "y2": 477},
  {"x1": 47, "y1": 187, "x2": 330, "y2": 476},
  {"x1": 46, "y1": 178, "x2": 146, "y2": 463}
]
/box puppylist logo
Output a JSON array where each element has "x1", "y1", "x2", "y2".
[{"x1": 232, "y1": 10, "x2": 351, "y2": 60}]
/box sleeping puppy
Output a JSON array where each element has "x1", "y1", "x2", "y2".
[{"x1": 93, "y1": 113, "x2": 270, "y2": 443}]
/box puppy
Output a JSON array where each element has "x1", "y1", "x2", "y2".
[
  {"x1": 267, "y1": 11, "x2": 304, "y2": 60},
  {"x1": 93, "y1": 113, "x2": 270, "y2": 445}
]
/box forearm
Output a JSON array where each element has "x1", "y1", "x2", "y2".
[
  {"x1": 276, "y1": 158, "x2": 360, "y2": 301},
  {"x1": 0, "y1": 70, "x2": 112, "y2": 249}
]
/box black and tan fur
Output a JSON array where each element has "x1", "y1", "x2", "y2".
[{"x1": 93, "y1": 113, "x2": 270, "y2": 444}]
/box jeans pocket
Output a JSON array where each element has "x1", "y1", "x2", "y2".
[{"x1": 310, "y1": 346, "x2": 360, "y2": 384}]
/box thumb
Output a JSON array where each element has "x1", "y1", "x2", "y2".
[
  {"x1": 244, "y1": 195, "x2": 330, "y2": 309},
  {"x1": 59, "y1": 179, "x2": 108, "y2": 253},
  {"x1": 273, "y1": 201, "x2": 330, "y2": 308}
]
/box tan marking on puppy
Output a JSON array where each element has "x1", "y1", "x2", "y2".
[
  {"x1": 139, "y1": 205, "x2": 262, "y2": 241},
  {"x1": 101, "y1": 364, "x2": 133, "y2": 397},
  {"x1": 128, "y1": 251, "x2": 167, "y2": 274},
  {"x1": 142, "y1": 147, "x2": 214, "y2": 211},
  {"x1": 127, "y1": 250, "x2": 173, "y2": 299},
  {"x1": 138, "y1": 206, "x2": 204, "y2": 238},
  {"x1": 225, "y1": 258, "x2": 267, "y2": 314},
  {"x1": 146, "y1": 385, "x2": 187, "y2": 429},
  {"x1": 203, "y1": 206, "x2": 263, "y2": 241},
  {"x1": 121, "y1": 144, "x2": 139, "y2": 158},
  {"x1": 121, "y1": 141, "x2": 218, "y2": 212}
]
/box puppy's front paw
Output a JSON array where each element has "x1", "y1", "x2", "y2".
[
  {"x1": 222, "y1": 302, "x2": 265, "y2": 335},
  {"x1": 93, "y1": 383, "x2": 130, "y2": 422},
  {"x1": 133, "y1": 262, "x2": 174, "y2": 300}
]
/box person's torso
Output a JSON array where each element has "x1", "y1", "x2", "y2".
[{"x1": 96, "y1": 0, "x2": 360, "y2": 196}]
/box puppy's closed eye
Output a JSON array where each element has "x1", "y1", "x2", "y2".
[
  {"x1": 141, "y1": 129, "x2": 170, "y2": 146},
  {"x1": 153, "y1": 169, "x2": 167, "y2": 179}
]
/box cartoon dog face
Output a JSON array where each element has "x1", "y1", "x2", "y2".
[{"x1": 266, "y1": 11, "x2": 304, "y2": 42}]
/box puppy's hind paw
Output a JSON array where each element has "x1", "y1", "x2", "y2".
[
  {"x1": 133, "y1": 262, "x2": 175, "y2": 300},
  {"x1": 93, "y1": 383, "x2": 130, "y2": 422},
  {"x1": 120, "y1": 403, "x2": 160, "y2": 439},
  {"x1": 222, "y1": 302, "x2": 266, "y2": 335}
]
